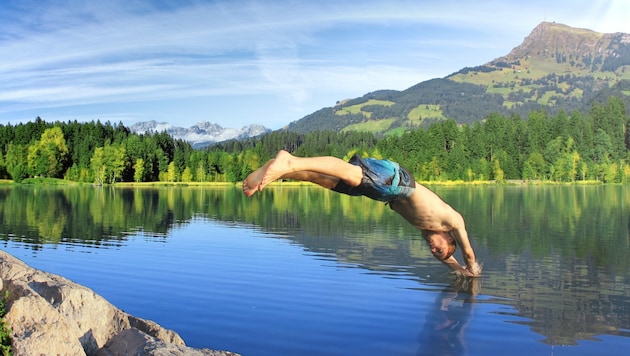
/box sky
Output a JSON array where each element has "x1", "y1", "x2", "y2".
[{"x1": 1, "y1": 0, "x2": 630, "y2": 130}]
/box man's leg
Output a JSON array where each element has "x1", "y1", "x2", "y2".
[
  {"x1": 281, "y1": 170, "x2": 341, "y2": 190},
  {"x1": 260, "y1": 150, "x2": 362, "y2": 190},
  {"x1": 242, "y1": 150, "x2": 363, "y2": 196},
  {"x1": 243, "y1": 166, "x2": 343, "y2": 197}
]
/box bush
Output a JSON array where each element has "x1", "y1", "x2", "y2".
[{"x1": 0, "y1": 291, "x2": 12, "y2": 356}]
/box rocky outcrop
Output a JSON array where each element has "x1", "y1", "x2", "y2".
[
  {"x1": 494, "y1": 21, "x2": 630, "y2": 72},
  {"x1": 0, "y1": 251, "x2": 239, "y2": 356}
]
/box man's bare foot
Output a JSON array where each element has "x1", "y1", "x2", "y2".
[
  {"x1": 242, "y1": 178, "x2": 259, "y2": 197},
  {"x1": 242, "y1": 159, "x2": 274, "y2": 197},
  {"x1": 259, "y1": 150, "x2": 294, "y2": 190}
]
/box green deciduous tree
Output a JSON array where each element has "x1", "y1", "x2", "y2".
[
  {"x1": 523, "y1": 152, "x2": 546, "y2": 180},
  {"x1": 133, "y1": 158, "x2": 145, "y2": 183},
  {"x1": 27, "y1": 127, "x2": 69, "y2": 177},
  {"x1": 167, "y1": 161, "x2": 177, "y2": 182},
  {"x1": 492, "y1": 157, "x2": 505, "y2": 182},
  {"x1": 91, "y1": 144, "x2": 127, "y2": 184},
  {"x1": 181, "y1": 166, "x2": 193, "y2": 182},
  {"x1": 195, "y1": 160, "x2": 207, "y2": 182},
  {"x1": 5, "y1": 143, "x2": 29, "y2": 182}
]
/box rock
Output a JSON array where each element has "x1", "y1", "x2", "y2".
[
  {"x1": 96, "y1": 328, "x2": 237, "y2": 356},
  {"x1": 0, "y1": 251, "x2": 238, "y2": 356}
]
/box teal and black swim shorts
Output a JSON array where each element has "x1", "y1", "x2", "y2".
[{"x1": 332, "y1": 154, "x2": 416, "y2": 202}]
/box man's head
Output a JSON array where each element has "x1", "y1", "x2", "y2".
[{"x1": 425, "y1": 231, "x2": 457, "y2": 261}]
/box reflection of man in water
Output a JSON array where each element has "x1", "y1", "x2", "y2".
[
  {"x1": 417, "y1": 278, "x2": 479, "y2": 356},
  {"x1": 243, "y1": 150, "x2": 481, "y2": 276}
]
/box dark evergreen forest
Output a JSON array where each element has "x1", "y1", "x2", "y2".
[{"x1": 0, "y1": 96, "x2": 628, "y2": 184}]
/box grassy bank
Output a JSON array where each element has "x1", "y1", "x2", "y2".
[{"x1": 113, "y1": 181, "x2": 240, "y2": 187}]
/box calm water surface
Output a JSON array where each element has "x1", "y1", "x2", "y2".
[{"x1": 1, "y1": 184, "x2": 629, "y2": 355}]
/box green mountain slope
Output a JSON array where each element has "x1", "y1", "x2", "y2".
[{"x1": 286, "y1": 22, "x2": 630, "y2": 135}]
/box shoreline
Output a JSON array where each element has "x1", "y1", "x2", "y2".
[{"x1": 2, "y1": 178, "x2": 609, "y2": 187}]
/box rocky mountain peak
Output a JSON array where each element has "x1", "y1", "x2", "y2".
[
  {"x1": 493, "y1": 22, "x2": 630, "y2": 72},
  {"x1": 129, "y1": 120, "x2": 270, "y2": 148},
  {"x1": 497, "y1": 22, "x2": 603, "y2": 62}
]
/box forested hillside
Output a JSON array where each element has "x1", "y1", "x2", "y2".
[
  {"x1": 286, "y1": 22, "x2": 630, "y2": 135},
  {"x1": 241, "y1": 96, "x2": 629, "y2": 183},
  {"x1": 0, "y1": 96, "x2": 628, "y2": 184},
  {"x1": 375, "y1": 96, "x2": 629, "y2": 182}
]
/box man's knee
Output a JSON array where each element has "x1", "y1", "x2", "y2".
[{"x1": 345, "y1": 165, "x2": 363, "y2": 187}]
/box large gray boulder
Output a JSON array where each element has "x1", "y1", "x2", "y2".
[{"x1": 0, "y1": 251, "x2": 238, "y2": 356}]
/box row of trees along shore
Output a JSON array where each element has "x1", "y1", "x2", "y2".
[{"x1": 0, "y1": 96, "x2": 629, "y2": 184}]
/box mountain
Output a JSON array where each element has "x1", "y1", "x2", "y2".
[
  {"x1": 130, "y1": 120, "x2": 270, "y2": 148},
  {"x1": 285, "y1": 22, "x2": 630, "y2": 135}
]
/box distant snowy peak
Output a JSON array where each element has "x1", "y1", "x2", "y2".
[{"x1": 129, "y1": 120, "x2": 270, "y2": 148}]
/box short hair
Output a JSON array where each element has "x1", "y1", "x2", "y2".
[{"x1": 443, "y1": 240, "x2": 457, "y2": 260}]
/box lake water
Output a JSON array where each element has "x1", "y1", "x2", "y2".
[{"x1": 1, "y1": 184, "x2": 629, "y2": 355}]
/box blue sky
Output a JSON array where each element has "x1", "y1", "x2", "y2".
[{"x1": 1, "y1": 0, "x2": 629, "y2": 130}]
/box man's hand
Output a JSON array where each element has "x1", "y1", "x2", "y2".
[
  {"x1": 442, "y1": 256, "x2": 482, "y2": 277},
  {"x1": 464, "y1": 261, "x2": 482, "y2": 277},
  {"x1": 442, "y1": 256, "x2": 469, "y2": 276}
]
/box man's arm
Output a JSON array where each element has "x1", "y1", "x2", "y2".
[{"x1": 447, "y1": 212, "x2": 481, "y2": 276}]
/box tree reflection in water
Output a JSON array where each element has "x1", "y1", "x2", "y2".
[{"x1": 1, "y1": 184, "x2": 629, "y2": 347}]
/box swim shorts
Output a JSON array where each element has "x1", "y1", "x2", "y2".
[{"x1": 332, "y1": 154, "x2": 416, "y2": 202}]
